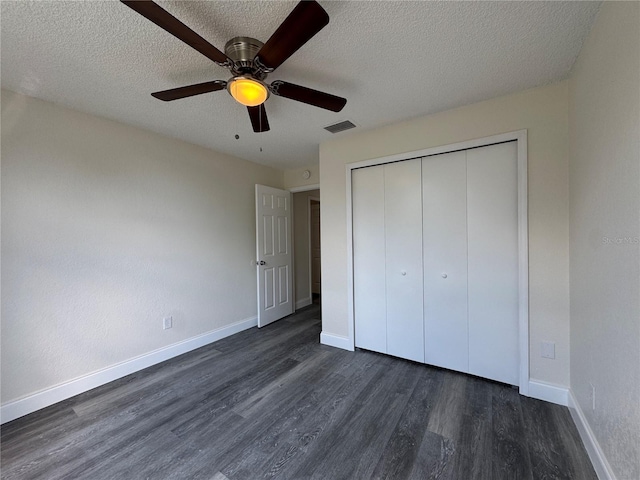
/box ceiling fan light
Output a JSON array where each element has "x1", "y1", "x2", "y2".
[{"x1": 228, "y1": 77, "x2": 269, "y2": 107}]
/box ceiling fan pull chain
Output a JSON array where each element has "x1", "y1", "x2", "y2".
[{"x1": 235, "y1": 106, "x2": 239, "y2": 139}]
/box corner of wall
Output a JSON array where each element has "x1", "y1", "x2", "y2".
[{"x1": 567, "y1": 389, "x2": 618, "y2": 480}]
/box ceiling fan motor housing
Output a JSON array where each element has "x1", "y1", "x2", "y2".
[{"x1": 225, "y1": 36, "x2": 266, "y2": 78}]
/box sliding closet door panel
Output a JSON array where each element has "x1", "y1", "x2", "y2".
[
  {"x1": 385, "y1": 159, "x2": 424, "y2": 362},
  {"x1": 467, "y1": 142, "x2": 519, "y2": 385},
  {"x1": 352, "y1": 166, "x2": 387, "y2": 354},
  {"x1": 422, "y1": 151, "x2": 469, "y2": 373}
]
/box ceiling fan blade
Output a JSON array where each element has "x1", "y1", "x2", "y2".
[
  {"x1": 247, "y1": 105, "x2": 270, "y2": 133},
  {"x1": 271, "y1": 80, "x2": 346, "y2": 112},
  {"x1": 151, "y1": 80, "x2": 227, "y2": 101},
  {"x1": 121, "y1": 1, "x2": 230, "y2": 66},
  {"x1": 255, "y1": 0, "x2": 329, "y2": 71}
]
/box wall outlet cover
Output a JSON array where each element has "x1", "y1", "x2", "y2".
[
  {"x1": 163, "y1": 316, "x2": 173, "y2": 330},
  {"x1": 541, "y1": 341, "x2": 555, "y2": 359}
]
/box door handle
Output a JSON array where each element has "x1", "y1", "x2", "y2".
[{"x1": 257, "y1": 260, "x2": 266, "y2": 266}]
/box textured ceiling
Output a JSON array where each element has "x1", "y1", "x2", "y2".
[{"x1": 1, "y1": 1, "x2": 600, "y2": 170}]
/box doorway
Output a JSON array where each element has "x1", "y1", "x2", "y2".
[
  {"x1": 292, "y1": 189, "x2": 320, "y2": 309},
  {"x1": 309, "y1": 198, "x2": 321, "y2": 305}
]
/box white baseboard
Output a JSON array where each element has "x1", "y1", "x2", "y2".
[
  {"x1": 295, "y1": 297, "x2": 312, "y2": 309},
  {"x1": 320, "y1": 332, "x2": 353, "y2": 351},
  {"x1": 528, "y1": 379, "x2": 569, "y2": 406},
  {"x1": 567, "y1": 389, "x2": 617, "y2": 480},
  {"x1": 1, "y1": 316, "x2": 257, "y2": 424}
]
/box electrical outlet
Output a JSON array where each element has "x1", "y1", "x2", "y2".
[
  {"x1": 541, "y1": 341, "x2": 555, "y2": 359},
  {"x1": 163, "y1": 316, "x2": 173, "y2": 330},
  {"x1": 590, "y1": 383, "x2": 596, "y2": 410}
]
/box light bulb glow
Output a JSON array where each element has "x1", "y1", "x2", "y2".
[{"x1": 228, "y1": 77, "x2": 269, "y2": 107}]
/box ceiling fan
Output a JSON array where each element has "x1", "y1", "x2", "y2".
[{"x1": 121, "y1": 0, "x2": 347, "y2": 133}]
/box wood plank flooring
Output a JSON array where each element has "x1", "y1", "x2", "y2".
[{"x1": 1, "y1": 305, "x2": 596, "y2": 479}]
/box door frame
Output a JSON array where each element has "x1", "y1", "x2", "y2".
[{"x1": 346, "y1": 130, "x2": 530, "y2": 395}]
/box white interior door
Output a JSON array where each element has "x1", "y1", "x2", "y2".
[
  {"x1": 353, "y1": 166, "x2": 387, "y2": 354},
  {"x1": 467, "y1": 142, "x2": 519, "y2": 385},
  {"x1": 385, "y1": 159, "x2": 424, "y2": 362},
  {"x1": 422, "y1": 151, "x2": 469, "y2": 372},
  {"x1": 256, "y1": 185, "x2": 293, "y2": 327}
]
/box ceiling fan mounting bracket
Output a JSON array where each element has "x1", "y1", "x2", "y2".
[
  {"x1": 216, "y1": 59, "x2": 233, "y2": 69},
  {"x1": 269, "y1": 80, "x2": 283, "y2": 95},
  {"x1": 253, "y1": 56, "x2": 274, "y2": 75}
]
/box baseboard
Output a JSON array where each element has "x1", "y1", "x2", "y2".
[
  {"x1": 320, "y1": 332, "x2": 353, "y2": 351},
  {"x1": 567, "y1": 389, "x2": 617, "y2": 480},
  {"x1": 295, "y1": 297, "x2": 312, "y2": 309},
  {"x1": 0, "y1": 316, "x2": 258, "y2": 424},
  {"x1": 528, "y1": 379, "x2": 569, "y2": 406}
]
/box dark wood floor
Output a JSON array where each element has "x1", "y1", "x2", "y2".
[{"x1": 1, "y1": 305, "x2": 596, "y2": 480}]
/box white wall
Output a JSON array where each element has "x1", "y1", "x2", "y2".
[
  {"x1": 568, "y1": 2, "x2": 640, "y2": 479},
  {"x1": 292, "y1": 189, "x2": 320, "y2": 308},
  {"x1": 1, "y1": 90, "x2": 283, "y2": 406},
  {"x1": 320, "y1": 81, "x2": 570, "y2": 387}
]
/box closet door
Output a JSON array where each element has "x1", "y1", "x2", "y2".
[
  {"x1": 385, "y1": 159, "x2": 424, "y2": 362},
  {"x1": 467, "y1": 142, "x2": 519, "y2": 385},
  {"x1": 353, "y1": 165, "x2": 386, "y2": 354},
  {"x1": 422, "y1": 151, "x2": 469, "y2": 373}
]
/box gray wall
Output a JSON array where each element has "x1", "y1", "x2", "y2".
[
  {"x1": 1, "y1": 90, "x2": 283, "y2": 405},
  {"x1": 568, "y1": 3, "x2": 640, "y2": 478}
]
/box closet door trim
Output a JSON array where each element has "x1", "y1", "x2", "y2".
[{"x1": 345, "y1": 130, "x2": 529, "y2": 396}]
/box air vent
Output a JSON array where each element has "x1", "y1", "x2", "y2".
[{"x1": 324, "y1": 120, "x2": 356, "y2": 134}]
